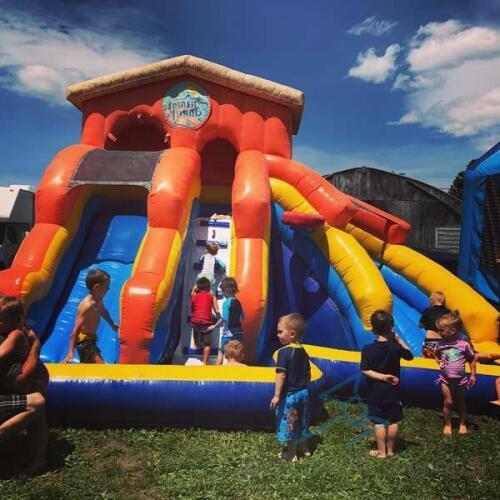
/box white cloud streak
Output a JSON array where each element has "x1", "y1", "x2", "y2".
[
  {"x1": 347, "y1": 16, "x2": 398, "y2": 37},
  {"x1": 0, "y1": 8, "x2": 166, "y2": 104},
  {"x1": 389, "y1": 20, "x2": 500, "y2": 144},
  {"x1": 408, "y1": 20, "x2": 500, "y2": 72},
  {"x1": 347, "y1": 44, "x2": 400, "y2": 83}
]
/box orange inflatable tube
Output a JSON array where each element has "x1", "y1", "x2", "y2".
[
  {"x1": 266, "y1": 154, "x2": 411, "y2": 243},
  {"x1": 0, "y1": 144, "x2": 95, "y2": 304},
  {"x1": 231, "y1": 150, "x2": 271, "y2": 363},
  {"x1": 119, "y1": 147, "x2": 201, "y2": 364}
]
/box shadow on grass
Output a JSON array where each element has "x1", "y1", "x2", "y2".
[{"x1": 0, "y1": 430, "x2": 73, "y2": 479}]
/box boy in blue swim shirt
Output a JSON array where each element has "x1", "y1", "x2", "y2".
[
  {"x1": 213, "y1": 277, "x2": 245, "y2": 365},
  {"x1": 270, "y1": 313, "x2": 311, "y2": 461}
]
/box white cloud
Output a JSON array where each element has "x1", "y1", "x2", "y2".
[
  {"x1": 383, "y1": 20, "x2": 500, "y2": 146},
  {"x1": 347, "y1": 44, "x2": 400, "y2": 83},
  {"x1": 0, "y1": 9, "x2": 166, "y2": 104},
  {"x1": 347, "y1": 16, "x2": 398, "y2": 37},
  {"x1": 408, "y1": 20, "x2": 500, "y2": 72}
]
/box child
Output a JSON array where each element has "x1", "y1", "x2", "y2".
[
  {"x1": 223, "y1": 340, "x2": 246, "y2": 366},
  {"x1": 63, "y1": 269, "x2": 118, "y2": 364},
  {"x1": 213, "y1": 277, "x2": 244, "y2": 366},
  {"x1": 361, "y1": 310, "x2": 414, "y2": 458},
  {"x1": 0, "y1": 295, "x2": 49, "y2": 396},
  {"x1": 197, "y1": 242, "x2": 225, "y2": 289},
  {"x1": 419, "y1": 291, "x2": 450, "y2": 358},
  {"x1": 190, "y1": 276, "x2": 220, "y2": 365},
  {"x1": 0, "y1": 295, "x2": 49, "y2": 473},
  {"x1": 434, "y1": 312, "x2": 476, "y2": 435},
  {"x1": 270, "y1": 313, "x2": 311, "y2": 462}
]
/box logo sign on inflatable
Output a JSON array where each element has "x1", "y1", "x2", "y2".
[{"x1": 162, "y1": 81, "x2": 211, "y2": 129}]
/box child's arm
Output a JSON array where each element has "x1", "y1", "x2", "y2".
[
  {"x1": 361, "y1": 370, "x2": 399, "y2": 385},
  {"x1": 270, "y1": 371, "x2": 286, "y2": 409},
  {"x1": 63, "y1": 304, "x2": 85, "y2": 363},
  {"x1": 207, "y1": 296, "x2": 221, "y2": 332},
  {"x1": 0, "y1": 329, "x2": 22, "y2": 359},
  {"x1": 467, "y1": 343, "x2": 477, "y2": 386},
  {"x1": 395, "y1": 334, "x2": 414, "y2": 360},
  {"x1": 101, "y1": 307, "x2": 119, "y2": 332},
  {"x1": 14, "y1": 330, "x2": 40, "y2": 387}
]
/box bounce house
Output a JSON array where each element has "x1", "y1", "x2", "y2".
[
  {"x1": 0, "y1": 56, "x2": 498, "y2": 427},
  {"x1": 458, "y1": 141, "x2": 500, "y2": 307}
]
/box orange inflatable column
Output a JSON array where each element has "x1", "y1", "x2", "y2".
[
  {"x1": 119, "y1": 147, "x2": 201, "y2": 364},
  {"x1": 232, "y1": 150, "x2": 271, "y2": 363}
]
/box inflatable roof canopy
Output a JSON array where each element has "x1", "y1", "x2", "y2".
[{"x1": 458, "y1": 141, "x2": 500, "y2": 306}]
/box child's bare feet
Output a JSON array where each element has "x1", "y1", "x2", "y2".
[
  {"x1": 369, "y1": 450, "x2": 387, "y2": 458},
  {"x1": 443, "y1": 425, "x2": 452, "y2": 436},
  {"x1": 387, "y1": 452, "x2": 396, "y2": 458},
  {"x1": 458, "y1": 425, "x2": 468, "y2": 435},
  {"x1": 278, "y1": 450, "x2": 298, "y2": 462}
]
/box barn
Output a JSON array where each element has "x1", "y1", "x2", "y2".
[{"x1": 324, "y1": 167, "x2": 462, "y2": 258}]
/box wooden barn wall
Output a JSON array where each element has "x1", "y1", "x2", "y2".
[{"x1": 327, "y1": 169, "x2": 462, "y2": 249}]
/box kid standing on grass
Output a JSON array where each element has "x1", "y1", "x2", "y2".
[
  {"x1": 63, "y1": 269, "x2": 118, "y2": 364},
  {"x1": 419, "y1": 291, "x2": 450, "y2": 358},
  {"x1": 190, "y1": 276, "x2": 220, "y2": 365},
  {"x1": 361, "y1": 310, "x2": 414, "y2": 458},
  {"x1": 270, "y1": 313, "x2": 311, "y2": 462},
  {"x1": 434, "y1": 312, "x2": 476, "y2": 435}
]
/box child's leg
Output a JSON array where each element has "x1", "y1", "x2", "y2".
[
  {"x1": 192, "y1": 329, "x2": 201, "y2": 349},
  {"x1": 454, "y1": 386, "x2": 468, "y2": 434},
  {"x1": 441, "y1": 383, "x2": 453, "y2": 435},
  {"x1": 371, "y1": 424, "x2": 387, "y2": 457},
  {"x1": 25, "y1": 407, "x2": 48, "y2": 473},
  {"x1": 386, "y1": 423, "x2": 399, "y2": 456},
  {"x1": 493, "y1": 377, "x2": 500, "y2": 404},
  {"x1": 202, "y1": 344, "x2": 211, "y2": 365},
  {"x1": 216, "y1": 350, "x2": 223, "y2": 365}
]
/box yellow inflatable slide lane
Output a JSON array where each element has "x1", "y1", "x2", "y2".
[{"x1": 346, "y1": 225, "x2": 499, "y2": 355}]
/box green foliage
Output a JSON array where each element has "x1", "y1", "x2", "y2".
[
  {"x1": 0, "y1": 402, "x2": 498, "y2": 499},
  {"x1": 449, "y1": 170, "x2": 465, "y2": 199}
]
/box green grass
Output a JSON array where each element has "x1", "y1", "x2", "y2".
[{"x1": 0, "y1": 401, "x2": 498, "y2": 499}]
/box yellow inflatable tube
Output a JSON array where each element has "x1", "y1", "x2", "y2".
[
  {"x1": 270, "y1": 178, "x2": 391, "y2": 329},
  {"x1": 346, "y1": 224, "x2": 499, "y2": 353}
]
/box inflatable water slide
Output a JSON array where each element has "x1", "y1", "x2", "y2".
[{"x1": 0, "y1": 56, "x2": 497, "y2": 427}]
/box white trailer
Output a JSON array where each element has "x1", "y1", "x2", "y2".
[{"x1": 0, "y1": 185, "x2": 35, "y2": 270}]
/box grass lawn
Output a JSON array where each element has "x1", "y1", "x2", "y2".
[{"x1": 0, "y1": 401, "x2": 498, "y2": 499}]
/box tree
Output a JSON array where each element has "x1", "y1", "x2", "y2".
[{"x1": 449, "y1": 170, "x2": 464, "y2": 199}]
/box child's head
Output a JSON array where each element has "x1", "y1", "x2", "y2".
[
  {"x1": 224, "y1": 340, "x2": 245, "y2": 363},
  {"x1": 85, "y1": 269, "x2": 110, "y2": 297},
  {"x1": 0, "y1": 295, "x2": 25, "y2": 332},
  {"x1": 370, "y1": 310, "x2": 394, "y2": 338},
  {"x1": 220, "y1": 277, "x2": 238, "y2": 297},
  {"x1": 196, "y1": 276, "x2": 211, "y2": 292},
  {"x1": 206, "y1": 242, "x2": 219, "y2": 255},
  {"x1": 436, "y1": 312, "x2": 462, "y2": 339},
  {"x1": 277, "y1": 313, "x2": 306, "y2": 345},
  {"x1": 429, "y1": 291, "x2": 446, "y2": 306}
]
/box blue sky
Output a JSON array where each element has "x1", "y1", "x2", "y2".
[{"x1": 0, "y1": 0, "x2": 499, "y2": 189}]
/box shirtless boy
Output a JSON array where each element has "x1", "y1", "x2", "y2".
[{"x1": 63, "y1": 269, "x2": 118, "y2": 364}]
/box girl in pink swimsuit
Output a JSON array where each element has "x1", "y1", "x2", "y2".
[{"x1": 434, "y1": 313, "x2": 476, "y2": 436}]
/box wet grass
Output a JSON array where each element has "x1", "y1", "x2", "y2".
[{"x1": 0, "y1": 401, "x2": 498, "y2": 499}]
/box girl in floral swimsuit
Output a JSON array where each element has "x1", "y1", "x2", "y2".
[{"x1": 434, "y1": 313, "x2": 476, "y2": 436}]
